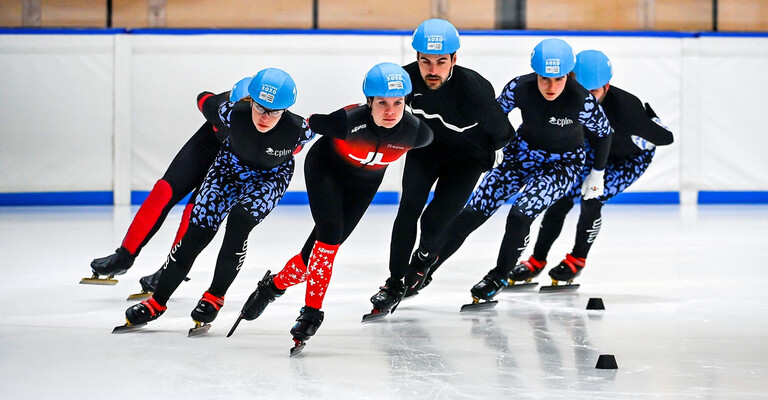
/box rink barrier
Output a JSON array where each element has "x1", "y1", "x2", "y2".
[{"x1": 4, "y1": 191, "x2": 768, "y2": 206}]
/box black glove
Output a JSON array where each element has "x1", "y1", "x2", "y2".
[{"x1": 644, "y1": 102, "x2": 657, "y2": 119}]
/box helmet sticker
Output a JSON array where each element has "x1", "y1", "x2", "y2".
[{"x1": 259, "y1": 84, "x2": 278, "y2": 104}]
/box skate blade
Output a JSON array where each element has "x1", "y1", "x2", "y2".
[
  {"x1": 540, "y1": 283, "x2": 580, "y2": 293},
  {"x1": 289, "y1": 340, "x2": 306, "y2": 357},
  {"x1": 112, "y1": 322, "x2": 146, "y2": 334},
  {"x1": 126, "y1": 290, "x2": 152, "y2": 301},
  {"x1": 188, "y1": 322, "x2": 212, "y2": 337},
  {"x1": 361, "y1": 309, "x2": 390, "y2": 323},
  {"x1": 226, "y1": 315, "x2": 244, "y2": 338},
  {"x1": 460, "y1": 300, "x2": 498, "y2": 312},
  {"x1": 505, "y1": 281, "x2": 539, "y2": 290},
  {"x1": 80, "y1": 274, "x2": 118, "y2": 286}
]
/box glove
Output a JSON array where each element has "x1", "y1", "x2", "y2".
[
  {"x1": 196, "y1": 91, "x2": 214, "y2": 112},
  {"x1": 631, "y1": 135, "x2": 656, "y2": 150},
  {"x1": 229, "y1": 76, "x2": 253, "y2": 102},
  {"x1": 644, "y1": 102, "x2": 657, "y2": 119},
  {"x1": 493, "y1": 148, "x2": 505, "y2": 169},
  {"x1": 581, "y1": 169, "x2": 605, "y2": 200}
]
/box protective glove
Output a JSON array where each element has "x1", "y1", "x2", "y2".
[
  {"x1": 229, "y1": 76, "x2": 253, "y2": 102},
  {"x1": 581, "y1": 169, "x2": 605, "y2": 200}
]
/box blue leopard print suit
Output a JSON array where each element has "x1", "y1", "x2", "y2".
[
  {"x1": 150, "y1": 99, "x2": 313, "y2": 306},
  {"x1": 531, "y1": 85, "x2": 673, "y2": 262},
  {"x1": 434, "y1": 73, "x2": 612, "y2": 278}
]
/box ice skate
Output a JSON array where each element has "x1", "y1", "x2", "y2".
[
  {"x1": 81, "y1": 247, "x2": 135, "y2": 285},
  {"x1": 540, "y1": 254, "x2": 584, "y2": 292},
  {"x1": 112, "y1": 296, "x2": 167, "y2": 333},
  {"x1": 227, "y1": 270, "x2": 284, "y2": 337},
  {"x1": 460, "y1": 269, "x2": 508, "y2": 312},
  {"x1": 362, "y1": 278, "x2": 405, "y2": 323},
  {"x1": 403, "y1": 250, "x2": 439, "y2": 298},
  {"x1": 506, "y1": 255, "x2": 546, "y2": 290},
  {"x1": 289, "y1": 306, "x2": 324, "y2": 357},
  {"x1": 188, "y1": 292, "x2": 224, "y2": 337},
  {"x1": 127, "y1": 267, "x2": 190, "y2": 301}
]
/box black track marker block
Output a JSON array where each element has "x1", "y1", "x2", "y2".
[
  {"x1": 586, "y1": 297, "x2": 605, "y2": 310},
  {"x1": 596, "y1": 354, "x2": 618, "y2": 369}
]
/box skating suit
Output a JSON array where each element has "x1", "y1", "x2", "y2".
[
  {"x1": 151, "y1": 100, "x2": 312, "y2": 304},
  {"x1": 387, "y1": 62, "x2": 513, "y2": 279},
  {"x1": 531, "y1": 86, "x2": 674, "y2": 260},
  {"x1": 118, "y1": 92, "x2": 231, "y2": 257},
  {"x1": 562, "y1": 85, "x2": 673, "y2": 203},
  {"x1": 273, "y1": 104, "x2": 432, "y2": 309},
  {"x1": 468, "y1": 73, "x2": 612, "y2": 219}
]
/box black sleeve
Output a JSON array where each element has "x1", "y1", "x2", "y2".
[
  {"x1": 586, "y1": 130, "x2": 612, "y2": 171},
  {"x1": 414, "y1": 122, "x2": 433, "y2": 149},
  {"x1": 475, "y1": 81, "x2": 514, "y2": 150},
  {"x1": 307, "y1": 108, "x2": 348, "y2": 140},
  {"x1": 641, "y1": 102, "x2": 674, "y2": 146},
  {"x1": 198, "y1": 91, "x2": 231, "y2": 132}
]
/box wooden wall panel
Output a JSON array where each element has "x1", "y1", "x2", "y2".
[
  {"x1": 0, "y1": 0, "x2": 23, "y2": 27},
  {"x1": 112, "y1": 0, "x2": 148, "y2": 28},
  {"x1": 446, "y1": 0, "x2": 496, "y2": 29},
  {"x1": 527, "y1": 0, "x2": 645, "y2": 30},
  {"x1": 165, "y1": 0, "x2": 313, "y2": 29},
  {"x1": 719, "y1": 0, "x2": 768, "y2": 31},
  {"x1": 41, "y1": 0, "x2": 105, "y2": 27},
  {"x1": 654, "y1": 0, "x2": 712, "y2": 31},
  {"x1": 317, "y1": 0, "x2": 431, "y2": 29}
]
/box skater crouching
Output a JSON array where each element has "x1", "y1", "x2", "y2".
[
  {"x1": 115, "y1": 68, "x2": 313, "y2": 334},
  {"x1": 231, "y1": 63, "x2": 432, "y2": 354},
  {"x1": 512, "y1": 50, "x2": 673, "y2": 287},
  {"x1": 424, "y1": 39, "x2": 613, "y2": 309},
  {"x1": 367, "y1": 19, "x2": 513, "y2": 318}
]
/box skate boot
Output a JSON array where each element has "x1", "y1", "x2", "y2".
[
  {"x1": 362, "y1": 277, "x2": 405, "y2": 322},
  {"x1": 126, "y1": 267, "x2": 162, "y2": 300},
  {"x1": 289, "y1": 306, "x2": 324, "y2": 356},
  {"x1": 81, "y1": 247, "x2": 135, "y2": 285},
  {"x1": 404, "y1": 250, "x2": 439, "y2": 298},
  {"x1": 461, "y1": 269, "x2": 509, "y2": 312},
  {"x1": 128, "y1": 267, "x2": 191, "y2": 301},
  {"x1": 507, "y1": 255, "x2": 547, "y2": 288},
  {"x1": 113, "y1": 296, "x2": 166, "y2": 333},
  {"x1": 542, "y1": 254, "x2": 585, "y2": 292},
  {"x1": 226, "y1": 270, "x2": 285, "y2": 337},
  {"x1": 188, "y1": 292, "x2": 224, "y2": 337}
]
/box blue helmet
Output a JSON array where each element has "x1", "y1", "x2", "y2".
[
  {"x1": 411, "y1": 19, "x2": 460, "y2": 54},
  {"x1": 229, "y1": 76, "x2": 252, "y2": 102},
  {"x1": 246, "y1": 68, "x2": 297, "y2": 110},
  {"x1": 573, "y1": 50, "x2": 613, "y2": 90},
  {"x1": 363, "y1": 62, "x2": 412, "y2": 98},
  {"x1": 530, "y1": 38, "x2": 576, "y2": 78}
]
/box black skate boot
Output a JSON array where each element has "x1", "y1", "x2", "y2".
[
  {"x1": 289, "y1": 306, "x2": 324, "y2": 356},
  {"x1": 113, "y1": 296, "x2": 167, "y2": 333},
  {"x1": 507, "y1": 255, "x2": 547, "y2": 289},
  {"x1": 404, "y1": 250, "x2": 439, "y2": 298},
  {"x1": 81, "y1": 247, "x2": 135, "y2": 285},
  {"x1": 126, "y1": 267, "x2": 162, "y2": 301},
  {"x1": 362, "y1": 277, "x2": 405, "y2": 322},
  {"x1": 226, "y1": 270, "x2": 285, "y2": 337},
  {"x1": 541, "y1": 254, "x2": 584, "y2": 292},
  {"x1": 461, "y1": 269, "x2": 509, "y2": 312},
  {"x1": 188, "y1": 292, "x2": 224, "y2": 337},
  {"x1": 127, "y1": 267, "x2": 191, "y2": 301}
]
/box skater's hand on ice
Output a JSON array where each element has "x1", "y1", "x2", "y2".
[{"x1": 581, "y1": 169, "x2": 605, "y2": 200}]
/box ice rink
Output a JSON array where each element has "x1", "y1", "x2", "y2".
[{"x1": 1, "y1": 203, "x2": 767, "y2": 399}]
